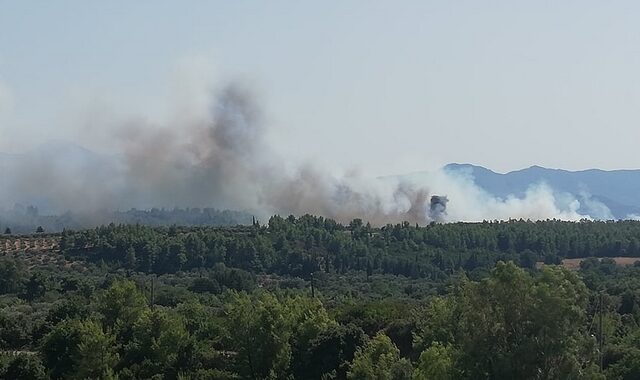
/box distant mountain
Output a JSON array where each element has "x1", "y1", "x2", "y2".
[{"x1": 443, "y1": 163, "x2": 640, "y2": 219}]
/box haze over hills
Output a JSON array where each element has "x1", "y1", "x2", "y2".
[
  {"x1": 442, "y1": 163, "x2": 640, "y2": 220},
  {"x1": 3, "y1": 141, "x2": 640, "y2": 226}
]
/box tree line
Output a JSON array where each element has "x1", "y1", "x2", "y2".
[
  {"x1": 3, "y1": 216, "x2": 640, "y2": 378},
  {"x1": 0, "y1": 260, "x2": 608, "y2": 379},
  {"x1": 58, "y1": 216, "x2": 640, "y2": 280}
]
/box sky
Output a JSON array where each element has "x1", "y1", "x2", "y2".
[{"x1": 1, "y1": 1, "x2": 640, "y2": 175}]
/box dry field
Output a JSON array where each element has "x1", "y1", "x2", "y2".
[
  {"x1": 536, "y1": 257, "x2": 640, "y2": 270},
  {"x1": 0, "y1": 236, "x2": 76, "y2": 268}
]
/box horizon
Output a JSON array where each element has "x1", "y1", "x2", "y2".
[{"x1": 4, "y1": 139, "x2": 640, "y2": 176}]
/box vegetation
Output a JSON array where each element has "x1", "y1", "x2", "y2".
[
  {"x1": 0, "y1": 206, "x2": 252, "y2": 234},
  {"x1": 2, "y1": 216, "x2": 640, "y2": 379}
]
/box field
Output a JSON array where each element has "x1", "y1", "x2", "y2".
[{"x1": 537, "y1": 257, "x2": 640, "y2": 270}]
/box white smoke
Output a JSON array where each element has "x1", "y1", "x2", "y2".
[
  {"x1": 392, "y1": 170, "x2": 587, "y2": 222},
  {"x1": 0, "y1": 69, "x2": 615, "y2": 225},
  {"x1": 577, "y1": 191, "x2": 615, "y2": 220}
]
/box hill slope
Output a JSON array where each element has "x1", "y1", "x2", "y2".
[{"x1": 444, "y1": 163, "x2": 640, "y2": 219}]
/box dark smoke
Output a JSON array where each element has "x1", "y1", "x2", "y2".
[
  {"x1": 429, "y1": 195, "x2": 449, "y2": 222},
  {"x1": 114, "y1": 84, "x2": 269, "y2": 211},
  {"x1": 1, "y1": 79, "x2": 612, "y2": 225},
  {"x1": 1, "y1": 82, "x2": 436, "y2": 225}
]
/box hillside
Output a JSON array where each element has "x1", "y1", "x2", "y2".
[{"x1": 443, "y1": 163, "x2": 640, "y2": 219}]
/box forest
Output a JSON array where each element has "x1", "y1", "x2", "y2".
[
  {"x1": 0, "y1": 207, "x2": 252, "y2": 235},
  {"x1": 2, "y1": 216, "x2": 640, "y2": 379}
]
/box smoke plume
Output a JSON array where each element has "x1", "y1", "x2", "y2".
[{"x1": 0, "y1": 79, "x2": 608, "y2": 225}]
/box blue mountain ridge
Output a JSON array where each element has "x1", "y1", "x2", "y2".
[{"x1": 443, "y1": 163, "x2": 640, "y2": 219}]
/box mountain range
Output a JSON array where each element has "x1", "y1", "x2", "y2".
[{"x1": 443, "y1": 163, "x2": 640, "y2": 219}]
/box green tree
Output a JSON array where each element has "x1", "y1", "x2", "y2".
[
  {"x1": 604, "y1": 328, "x2": 640, "y2": 379},
  {"x1": 41, "y1": 319, "x2": 118, "y2": 380},
  {"x1": 0, "y1": 309, "x2": 34, "y2": 350},
  {"x1": 413, "y1": 298, "x2": 457, "y2": 354},
  {"x1": 286, "y1": 295, "x2": 335, "y2": 353},
  {"x1": 23, "y1": 272, "x2": 48, "y2": 301},
  {"x1": 606, "y1": 346, "x2": 640, "y2": 380},
  {"x1": 294, "y1": 323, "x2": 367, "y2": 380},
  {"x1": 347, "y1": 332, "x2": 413, "y2": 380},
  {"x1": 73, "y1": 319, "x2": 119, "y2": 380},
  {"x1": 412, "y1": 342, "x2": 457, "y2": 380},
  {"x1": 286, "y1": 296, "x2": 337, "y2": 379},
  {"x1": 414, "y1": 262, "x2": 595, "y2": 379},
  {"x1": 121, "y1": 308, "x2": 191, "y2": 379},
  {"x1": 2, "y1": 355, "x2": 47, "y2": 380},
  {"x1": 98, "y1": 280, "x2": 147, "y2": 334},
  {"x1": 125, "y1": 246, "x2": 137, "y2": 270},
  {"x1": 0, "y1": 258, "x2": 25, "y2": 294},
  {"x1": 224, "y1": 291, "x2": 293, "y2": 379}
]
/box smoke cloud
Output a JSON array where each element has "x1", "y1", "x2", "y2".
[{"x1": 0, "y1": 78, "x2": 611, "y2": 225}]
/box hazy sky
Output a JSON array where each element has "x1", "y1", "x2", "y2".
[{"x1": 1, "y1": 1, "x2": 640, "y2": 175}]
